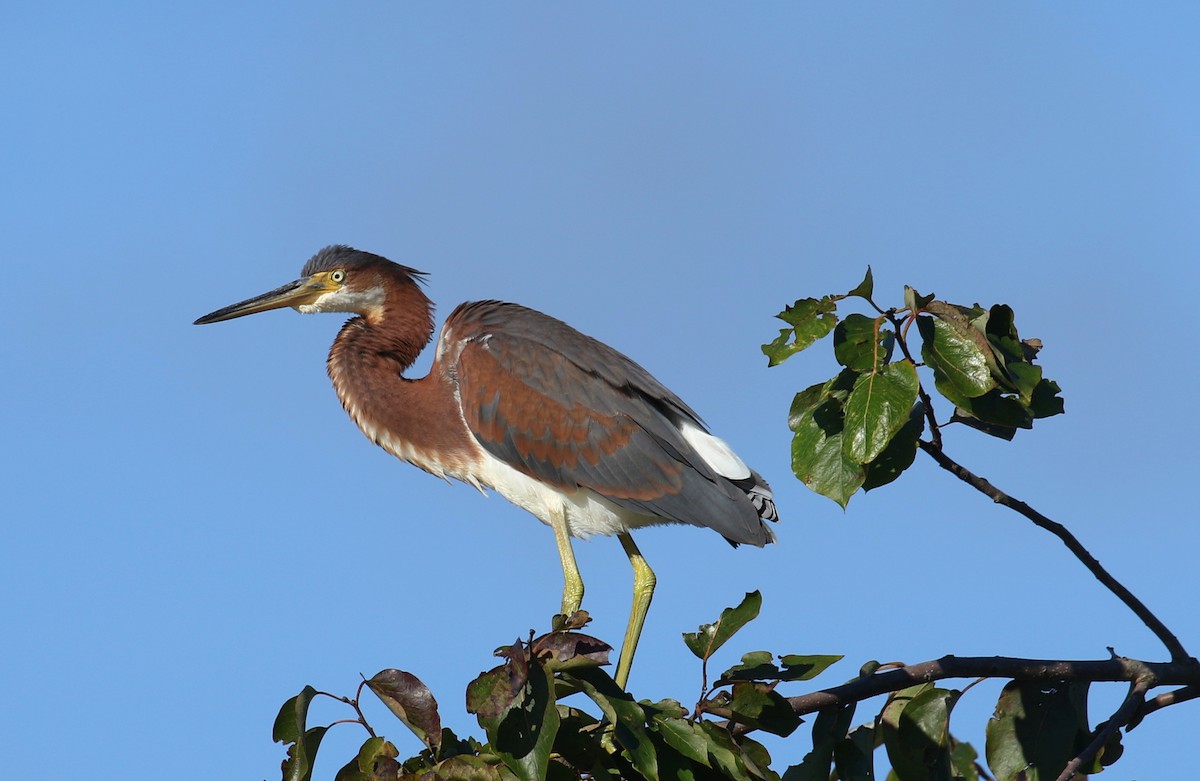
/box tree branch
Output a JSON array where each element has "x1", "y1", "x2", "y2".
[
  {"x1": 1127, "y1": 683, "x2": 1200, "y2": 730},
  {"x1": 1056, "y1": 672, "x2": 1152, "y2": 781},
  {"x1": 916, "y1": 439, "x2": 1192, "y2": 663},
  {"x1": 779, "y1": 655, "x2": 1197, "y2": 717}
]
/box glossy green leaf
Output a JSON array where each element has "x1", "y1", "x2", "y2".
[
  {"x1": 565, "y1": 666, "x2": 658, "y2": 781},
  {"x1": 728, "y1": 682, "x2": 802, "y2": 737},
  {"x1": 862, "y1": 402, "x2": 924, "y2": 491},
  {"x1": 366, "y1": 669, "x2": 442, "y2": 754},
  {"x1": 843, "y1": 360, "x2": 920, "y2": 464},
  {"x1": 985, "y1": 680, "x2": 1091, "y2": 781},
  {"x1": 834, "y1": 313, "x2": 893, "y2": 373},
  {"x1": 918, "y1": 314, "x2": 994, "y2": 399},
  {"x1": 791, "y1": 397, "x2": 864, "y2": 508},
  {"x1": 682, "y1": 590, "x2": 762, "y2": 661},
  {"x1": 763, "y1": 297, "x2": 839, "y2": 366},
  {"x1": 788, "y1": 370, "x2": 858, "y2": 431}
]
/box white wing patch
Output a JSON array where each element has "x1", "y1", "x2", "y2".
[{"x1": 679, "y1": 421, "x2": 751, "y2": 480}]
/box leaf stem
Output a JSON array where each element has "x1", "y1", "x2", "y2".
[
  {"x1": 889, "y1": 312, "x2": 942, "y2": 449},
  {"x1": 916, "y1": 439, "x2": 1192, "y2": 663}
]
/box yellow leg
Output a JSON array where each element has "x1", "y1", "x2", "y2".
[
  {"x1": 551, "y1": 506, "x2": 584, "y2": 615},
  {"x1": 614, "y1": 532, "x2": 656, "y2": 689}
]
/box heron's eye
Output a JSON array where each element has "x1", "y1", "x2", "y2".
[{"x1": 330, "y1": 269, "x2": 346, "y2": 284}]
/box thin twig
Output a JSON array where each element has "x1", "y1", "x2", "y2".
[
  {"x1": 916, "y1": 439, "x2": 1192, "y2": 663},
  {"x1": 1055, "y1": 672, "x2": 1153, "y2": 781},
  {"x1": 889, "y1": 312, "x2": 942, "y2": 448},
  {"x1": 1127, "y1": 683, "x2": 1200, "y2": 730}
]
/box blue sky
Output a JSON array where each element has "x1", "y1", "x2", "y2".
[{"x1": 2, "y1": 3, "x2": 1198, "y2": 778}]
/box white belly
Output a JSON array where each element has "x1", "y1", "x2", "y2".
[{"x1": 469, "y1": 448, "x2": 664, "y2": 538}]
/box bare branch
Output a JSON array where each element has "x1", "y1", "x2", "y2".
[{"x1": 917, "y1": 439, "x2": 1192, "y2": 663}]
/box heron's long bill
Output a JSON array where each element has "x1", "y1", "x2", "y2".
[{"x1": 194, "y1": 275, "x2": 331, "y2": 325}]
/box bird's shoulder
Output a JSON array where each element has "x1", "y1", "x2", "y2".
[{"x1": 437, "y1": 300, "x2": 700, "y2": 420}]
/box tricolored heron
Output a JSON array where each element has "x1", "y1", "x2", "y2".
[{"x1": 195, "y1": 245, "x2": 778, "y2": 686}]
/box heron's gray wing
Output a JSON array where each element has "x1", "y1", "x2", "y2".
[{"x1": 445, "y1": 301, "x2": 769, "y2": 545}]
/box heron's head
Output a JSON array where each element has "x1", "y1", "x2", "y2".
[{"x1": 194, "y1": 245, "x2": 427, "y2": 325}]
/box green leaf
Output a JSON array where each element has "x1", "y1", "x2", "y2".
[
  {"x1": 465, "y1": 649, "x2": 559, "y2": 781},
  {"x1": 862, "y1": 402, "x2": 924, "y2": 491},
  {"x1": 565, "y1": 666, "x2": 658, "y2": 781},
  {"x1": 782, "y1": 704, "x2": 855, "y2": 781},
  {"x1": 791, "y1": 394, "x2": 864, "y2": 508},
  {"x1": 834, "y1": 723, "x2": 876, "y2": 781},
  {"x1": 985, "y1": 680, "x2": 1091, "y2": 781},
  {"x1": 282, "y1": 727, "x2": 328, "y2": 781},
  {"x1": 834, "y1": 313, "x2": 893, "y2": 373},
  {"x1": 953, "y1": 388, "x2": 1032, "y2": 437},
  {"x1": 879, "y1": 683, "x2": 933, "y2": 738},
  {"x1": 648, "y1": 732, "x2": 702, "y2": 781},
  {"x1": 699, "y1": 722, "x2": 759, "y2": 781},
  {"x1": 843, "y1": 361, "x2": 920, "y2": 464},
  {"x1": 424, "y1": 755, "x2": 506, "y2": 781},
  {"x1": 763, "y1": 297, "x2": 839, "y2": 366},
  {"x1": 366, "y1": 669, "x2": 442, "y2": 754},
  {"x1": 334, "y1": 738, "x2": 401, "y2": 781},
  {"x1": 682, "y1": 590, "x2": 763, "y2": 661},
  {"x1": 652, "y1": 716, "x2": 712, "y2": 767},
  {"x1": 949, "y1": 740, "x2": 980, "y2": 781},
  {"x1": 882, "y1": 687, "x2": 960, "y2": 781},
  {"x1": 273, "y1": 685, "x2": 319, "y2": 744},
  {"x1": 847, "y1": 266, "x2": 874, "y2": 300},
  {"x1": 788, "y1": 370, "x2": 857, "y2": 432},
  {"x1": 728, "y1": 682, "x2": 802, "y2": 737},
  {"x1": 274, "y1": 688, "x2": 330, "y2": 781},
  {"x1": 777, "y1": 654, "x2": 843, "y2": 681},
  {"x1": 1029, "y1": 377, "x2": 1064, "y2": 419},
  {"x1": 717, "y1": 650, "x2": 780, "y2": 683},
  {"x1": 918, "y1": 314, "x2": 995, "y2": 399}
]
